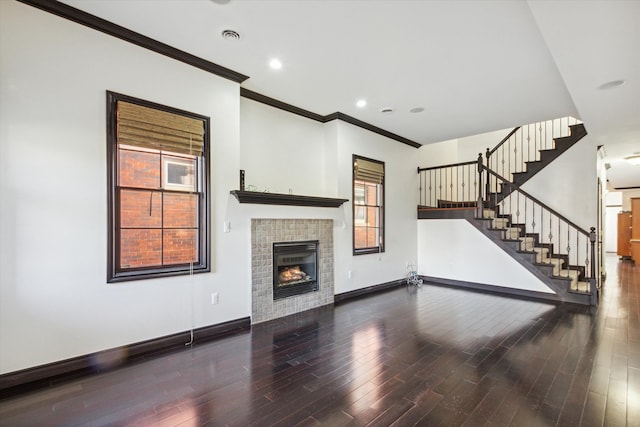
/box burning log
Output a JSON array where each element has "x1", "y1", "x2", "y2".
[{"x1": 278, "y1": 266, "x2": 309, "y2": 284}]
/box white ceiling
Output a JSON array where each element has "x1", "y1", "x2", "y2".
[{"x1": 60, "y1": 0, "x2": 640, "y2": 189}]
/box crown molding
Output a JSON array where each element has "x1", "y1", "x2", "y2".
[
  {"x1": 17, "y1": 0, "x2": 249, "y2": 83},
  {"x1": 18, "y1": 0, "x2": 420, "y2": 149},
  {"x1": 241, "y1": 89, "x2": 421, "y2": 149},
  {"x1": 240, "y1": 88, "x2": 325, "y2": 122}
]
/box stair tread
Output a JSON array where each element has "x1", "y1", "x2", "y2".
[
  {"x1": 539, "y1": 258, "x2": 563, "y2": 266},
  {"x1": 559, "y1": 270, "x2": 580, "y2": 278}
]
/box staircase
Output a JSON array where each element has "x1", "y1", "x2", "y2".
[
  {"x1": 469, "y1": 207, "x2": 592, "y2": 305},
  {"x1": 485, "y1": 121, "x2": 586, "y2": 205},
  {"x1": 418, "y1": 117, "x2": 598, "y2": 306}
]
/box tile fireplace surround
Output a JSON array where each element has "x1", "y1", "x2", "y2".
[{"x1": 251, "y1": 219, "x2": 334, "y2": 324}]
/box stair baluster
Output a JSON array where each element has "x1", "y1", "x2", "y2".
[{"x1": 416, "y1": 116, "x2": 597, "y2": 305}]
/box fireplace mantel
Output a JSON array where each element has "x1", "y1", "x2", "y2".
[{"x1": 230, "y1": 190, "x2": 348, "y2": 208}]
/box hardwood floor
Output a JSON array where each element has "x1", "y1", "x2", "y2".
[{"x1": 1, "y1": 254, "x2": 638, "y2": 426}]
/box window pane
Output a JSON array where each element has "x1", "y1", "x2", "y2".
[
  {"x1": 354, "y1": 182, "x2": 365, "y2": 205},
  {"x1": 163, "y1": 193, "x2": 198, "y2": 228},
  {"x1": 162, "y1": 155, "x2": 196, "y2": 192},
  {"x1": 365, "y1": 182, "x2": 378, "y2": 205},
  {"x1": 354, "y1": 226, "x2": 368, "y2": 249},
  {"x1": 366, "y1": 227, "x2": 380, "y2": 248},
  {"x1": 354, "y1": 206, "x2": 366, "y2": 224},
  {"x1": 366, "y1": 206, "x2": 379, "y2": 226},
  {"x1": 118, "y1": 149, "x2": 160, "y2": 189},
  {"x1": 120, "y1": 229, "x2": 162, "y2": 268},
  {"x1": 163, "y1": 229, "x2": 198, "y2": 265},
  {"x1": 120, "y1": 190, "x2": 162, "y2": 228},
  {"x1": 352, "y1": 156, "x2": 384, "y2": 254}
]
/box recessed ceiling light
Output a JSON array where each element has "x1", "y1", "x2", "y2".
[
  {"x1": 598, "y1": 79, "x2": 626, "y2": 90},
  {"x1": 269, "y1": 58, "x2": 282, "y2": 70},
  {"x1": 380, "y1": 107, "x2": 393, "y2": 113},
  {"x1": 356, "y1": 99, "x2": 367, "y2": 108},
  {"x1": 410, "y1": 107, "x2": 425, "y2": 113},
  {"x1": 221, "y1": 29, "x2": 240, "y2": 41}
]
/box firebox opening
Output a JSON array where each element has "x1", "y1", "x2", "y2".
[{"x1": 273, "y1": 240, "x2": 318, "y2": 300}]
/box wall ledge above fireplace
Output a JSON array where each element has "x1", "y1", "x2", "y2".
[{"x1": 230, "y1": 190, "x2": 348, "y2": 208}]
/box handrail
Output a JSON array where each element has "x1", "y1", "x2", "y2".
[
  {"x1": 417, "y1": 160, "x2": 481, "y2": 207},
  {"x1": 417, "y1": 160, "x2": 477, "y2": 173},
  {"x1": 483, "y1": 167, "x2": 589, "y2": 236},
  {"x1": 488, "y1": 126, "x2": 520, "y2": 156},
  {"x1": 484, "y1": 117, "x2": 582, "y2": 185},
  {"x1": 416, "y1": 116, "x2": 596, "y2": 303},
  {"x1": 483, "y1": 165, "x2": 597, "y2": 299}
]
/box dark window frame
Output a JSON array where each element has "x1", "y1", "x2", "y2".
[
  {"x1": 352, "y1": 154, "x2": 385, "y2": 256},
  {"x1": 107, "y1": 91, "x2": 211, "y2": 282}
]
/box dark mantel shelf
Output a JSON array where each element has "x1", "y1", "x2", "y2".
[{"x1": 230, "y1": 191, "x2": 348, "y2": 208}]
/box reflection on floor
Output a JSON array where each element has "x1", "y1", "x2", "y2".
[{"x1": 0, "y1": 254, "x2": 638, "y2": 426}]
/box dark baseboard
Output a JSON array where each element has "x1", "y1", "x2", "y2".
[
  {"x1": 421, "y1": 276, "x2": 563, "y2": 304},
  {"x1": 334, "y1": 279, "x2": 406, "y2": 304},
  {"x1": 0, "y1": 317, "x2": 250, "y2": 398}
]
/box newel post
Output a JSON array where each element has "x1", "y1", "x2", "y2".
[
  {"x1": 485, "y1": 148, "x2": 491, "y2": 201},
  {"x1": 477, "y1": 153, "x2": 484, "y2": 217},
  {"x1": 589, "y1": 226, "x2": 598, "y2": 305}
]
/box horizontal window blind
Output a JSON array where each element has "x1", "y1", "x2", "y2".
[
  {"x1": 117, "y1": 101, "x2": 204, "y2": 155},
  {"x1": 354, "y1": 158, "x2": 384, "y2": 184}
]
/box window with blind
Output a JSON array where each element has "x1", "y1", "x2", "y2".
[
  {"x1": 352, "y1": 155, "x2": 384, "y2": 255},
  {"x1": 107, "y1": 92, "x2": 210, "y2": 282}
]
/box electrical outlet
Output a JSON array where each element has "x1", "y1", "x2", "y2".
[
  {"x1": 223, "y1": 221, "x2": 231, "y2": 233},
  {"x1": 347, "y1": 270, "x2": 352, "y2": 279},
  {"x1": 211, "y1": 292, "x2": 219, "y2": 305}
]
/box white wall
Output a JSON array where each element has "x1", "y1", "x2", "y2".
[
  {"x1": 0, "y1": 0, "x2": 425, "y2": 375},
  {"x1": 238, "y1": 100, "x2": 420, "y2": 295},
  {"x1": 0, "y1": 1, "x2": 595, "y2": 377},
  {"x1": 417, "y1": 138, "x2": 459, "y2": 168},
  {"x1": 457, "y1": 128, "x2": 511, "y2": 162},
  {"x1": 240, "y1": 98, "x2": 327, "y2": 196},
  {"x1": 521, "y1": 135, "x2": 598, "y2": 232},
  {"x1": 335, "y1": 122, "x2": 419, "y2": 293},
  {"x1": 0, "y1": 1, "x2": 247, "y2": 374},
  {"x1": 417, "y1": 220, "x2": 553, "y2": 293},
  {"x1": 416, "y1": 127, "x2": 511, "y2": 168},
  {"x1": 605, "y1": 192, "x2": 623, "y2": 253}
]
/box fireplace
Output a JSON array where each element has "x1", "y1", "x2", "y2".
[
  {"x1": 251, "y1": 219, "x2": 333, "y2": 324},
  {"x1": 273, "y1": 240, "x2": 319, "y2": 300}
]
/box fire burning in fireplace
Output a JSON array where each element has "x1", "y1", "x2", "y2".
[
  {"x1": 273, "y1": 240, "x2": 318, "y2": 300},
  {"x1": 278, "y1": 266, "x2": 311, "y2": 285}
]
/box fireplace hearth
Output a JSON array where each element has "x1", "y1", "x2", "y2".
[{"x1": 273, "y1": 240, "x2": 318, "y2": 300}]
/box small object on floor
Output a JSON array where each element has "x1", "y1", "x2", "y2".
[{"x1": 406, "y1": 264, "x2": 423, "y2": 287}]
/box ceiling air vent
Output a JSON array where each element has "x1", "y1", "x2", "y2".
[{"x1": 221, "y1": 29, "x2": 240, "y2": 41}]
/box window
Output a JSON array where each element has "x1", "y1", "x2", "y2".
[
  {"x1": 353, "y1": 155, "x2": 384, "y2": 255},
  {"x1": 107, "y1": 92, "x2": 210, "y2": 282}
]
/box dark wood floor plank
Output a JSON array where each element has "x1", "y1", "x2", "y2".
[{"x1": 1, "y1": 255, "x2": 638, "y2": 426}]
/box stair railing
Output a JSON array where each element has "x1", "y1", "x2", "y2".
[
  {"x1": 485, "y1": 117, "x2": 582, "y2": 186},
  {"x1": 484, "y1": 167, "x2": 598, "y2": 303},
  {"x1": 417, "y1": 160, "x2": 483, "y2": 208}
]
